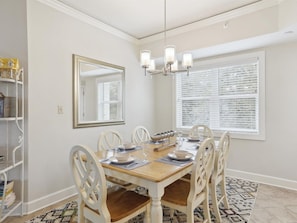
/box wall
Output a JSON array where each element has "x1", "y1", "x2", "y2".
[
  {"x1": 0, "y1": 1, "x2": 28, "y2": 61},
  {"x1": 155, "y1": 41, "x2": 297, "y2": 189},
  {"x1": 25, "y1": 0, "x2": 155, "y2": 213},
  {"x1": 222, "y1": 42, "x2": 297, "y2": 188},
  {"x1": 229, "y1": 41, "x2": 297, "y2": 186},
  {"x1": 140, "y1": 4, "x2": 280, "y2": 59},
  {"x1": 150, "y1": 1, "x2": 297, "y2": 189}
]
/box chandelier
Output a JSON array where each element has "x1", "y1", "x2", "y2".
[{"x1": 140, "y1": 0, "x2": 193, "y2": 76}]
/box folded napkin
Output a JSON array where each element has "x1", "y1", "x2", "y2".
[{"x1": 156, "y1": 156, "x2": 193, "y2": 166}]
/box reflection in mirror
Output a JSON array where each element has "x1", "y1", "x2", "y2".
[{"x1": 73, "y1": 54, "x2": 125, "y2": 128}]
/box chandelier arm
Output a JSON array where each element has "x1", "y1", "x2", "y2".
[
  {"x1": 148, "y1": 70, "x2": 163, "y2": 75},
  {"x1": 141, "y1": 0, "x2": 192, "y2": 76}
]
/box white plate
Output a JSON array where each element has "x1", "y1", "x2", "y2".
[
  {"x1": 168, "y1": 152, "x2": 194, "y2": 161},
  {"x1": 119, "y1": 145, "x2": 136, "y2": 150},
  {"x1": 123, "y1": 145, "x2": 136, "y2": 150},
  {"x1": 110, "y1": 156, "x2": 135, "y2": 165},
  {"x1": 187, "y1": 137, "x2": 200, "y2": 142}
]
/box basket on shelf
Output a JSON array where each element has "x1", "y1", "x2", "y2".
[
  {"x1": 0, "y1": 92, "x2": 22, "y2": 118},
  {"x1": 0, "y1": 58, "x2": 22, "y2": 81}
]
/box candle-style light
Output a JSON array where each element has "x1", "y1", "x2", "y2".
[{"x1": 140, "y1": 0, "x2": 193, "y2": 76}]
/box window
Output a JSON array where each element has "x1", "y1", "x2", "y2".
[
  {"x1": 175, "y1": 51, "x2": 265, "y2": 140},
  {"x1": 97, "y1": 74, "x2": 123, "y2": 121}
]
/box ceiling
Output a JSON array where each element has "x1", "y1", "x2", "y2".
[
  {"x1": 52, "y1": 0, "x2": 297, "y2": 60},
  {"x1": 57, "y1": 0, "x2": 263, "y2": 39}
]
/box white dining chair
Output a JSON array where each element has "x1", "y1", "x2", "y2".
[
  {"x1": 161, "y1": 138, "x2": 216, "y2": 223},
  {"x1": 69, "y1": 144, "x2": 150, "y2": 223},
  {"x1": 210, "y1": 131, "x2": 231, "y2": 222},
  {"x1": 131, "y1": 125, "x2": 151, "y2": 144},
  {"x1": 97, "y1": 130, "x2": 135, "y2": 189},
  {"x1": 97, "y1": 130, "x2": 123, "y2": 151},
  {"x1": 189, "y1": 124, "x2": 214, "y2": 140},
  {"x1": 180, "y1": 124, "x2": 214, "y2": 182}
]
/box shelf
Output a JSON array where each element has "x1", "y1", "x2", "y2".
[
  {"x1": 0, "y1": 161, "x2": 23, "y2": 173},
  {"x1": 0, "y1": 200, "x2": 22, "y2": 222},
  {"x1": 0, "y1": 78, "x2": 23, "y2": 85},
  {"x1": 0, "y1": 117, "x2": 23, "y2": 122},
  {"x1": 0, "y1": 145, "x2": 23, "y2": 173},
  {"x1": 0, "y1": 65, "x2": 24, "y2": 221}
]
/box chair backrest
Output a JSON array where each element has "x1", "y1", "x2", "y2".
[
  {"x1": 131, "y1": 126, "x2": 151, "y2": 144},
  {"x1": 188, "y1": 138, "x2": 215, "y2": 200},
  {"x1": 213, "y1": 131, "x2": 230, "y2": 178},
  {"x1": 97, "y1": 130, "x2": 123, "y2": 151},
  {"x1": 189, "y1": 125, "x2": 213, "y2": 139},
  {"x1": 70, "y1": 145, "x2": 111, "y2": 222}
]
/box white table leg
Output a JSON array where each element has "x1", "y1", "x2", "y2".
[{"x1": 148, "y1": 186, "x2": 164, "y2": 223}]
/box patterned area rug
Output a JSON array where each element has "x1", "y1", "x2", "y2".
[{"x1": 26, "y1": 177, "x2": 258, "y2": 223}]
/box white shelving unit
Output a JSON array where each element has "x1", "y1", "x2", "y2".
[{"x1": 0, "y1": 68, "x2": 24, "y2": 222}]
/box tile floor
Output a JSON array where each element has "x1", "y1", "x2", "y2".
[
  {"x1": 249, "y1": 184, "x2": 297, "y2": 223},
  {"x1": 2, "y1": 183, "x2": 297, "y2": 223}
]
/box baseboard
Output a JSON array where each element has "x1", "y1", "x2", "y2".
[
  {"x1": 226, "y1": 168, "x2": 297, "y2": 191},
  {"x1": 24, "y1": 185, "x2": 77, "y2": 215},
  {"x1": 23, "y1": 169, "x2": 297, "y2": 215}
]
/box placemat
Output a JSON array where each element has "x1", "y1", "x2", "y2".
[
  {"x1": 156, "y1": 155, "x2": 193, "y2": 166},
  {"x1": 101, "y1": 159, "x2": 150, "y2": 170}
]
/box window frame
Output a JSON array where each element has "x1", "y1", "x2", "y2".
[{"x1": 173, "y1": 51, "x2": 266, "y2": 140}]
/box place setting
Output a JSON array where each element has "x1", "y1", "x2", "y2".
[
  {"x1": 117, "y1": 142, "x2": 141, "y2": 152},
  {"x1": 187, "y1": 136, "x2": 201, "y2": 142},
  {"x1": 101, "y1": 144, "x2": 150, "y2": 170},
  {"x1": 157, "y1": 149, "x2": 194, "y2": 166}
]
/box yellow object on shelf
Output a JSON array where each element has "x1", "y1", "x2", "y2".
[
  {"x1": 0, "y1": 58, "x2": 22, "y2": 81},
  {"x1": 0, "y1": 58, "x2": 19, "y2": 70}
]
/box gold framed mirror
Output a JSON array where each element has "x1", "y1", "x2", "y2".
[{"x1": 73, "y1": 54, "x2": 125, "y2": 128}]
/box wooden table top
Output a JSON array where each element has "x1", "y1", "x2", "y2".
[{"x1": 95, "y1": 141, "x2": 195, "y2": 183}]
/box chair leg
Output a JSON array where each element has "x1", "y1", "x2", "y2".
[
  {"x1": 220, "y1": 177, "x2": 230, "y2": 209},
  {"x1": 186, "y1": 206, "x2": 195, "y2": 223},
  {"x1": 210, "y1": 182, "x2": 221, "y2": 223},
  {"x1": 169, "y1": 208, "x2": 175, "y2": 219},
  {"x1": 77, "y1": 198, "x2": 86, "y2": 223},
  {"x1": 203, "y1": 194, "x2": 212, "y2": 223}
]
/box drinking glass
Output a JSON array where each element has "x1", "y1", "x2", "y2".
[
  {"x1": 139, "y1": 141, "x2": 148, "y2": 162},
  {"x1": 176, "y1": 131, "x2": 184, "y2": 150}
]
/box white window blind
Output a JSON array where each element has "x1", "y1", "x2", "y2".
[{"x1": 175, "y1": 51, "x2": 265, "y2": 140}]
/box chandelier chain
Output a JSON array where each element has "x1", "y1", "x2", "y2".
[{"x1": 164, "y1": 0, "x2": 167, "y2": 47}]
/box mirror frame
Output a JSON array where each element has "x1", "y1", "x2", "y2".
[{"x1": 73, "y1": 54, "x2": 125, "y2": 128}]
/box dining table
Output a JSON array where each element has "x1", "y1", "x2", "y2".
[{"x1": 95, "y1": 139, "x2": 200, "y2": 223}]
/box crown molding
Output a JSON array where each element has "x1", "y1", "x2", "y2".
[
  {"x1": 36, "y1": 0, "x2": 281, "y2": 46},
  {"x1": 139, "y1": 0, "x2": 281, "y2": 45},
  {"x1": 36, "y1": 0, "x2": 138, "y2": 44}
]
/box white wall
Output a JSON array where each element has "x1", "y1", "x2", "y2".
[
  {"x1": 140, "y1": 4, "x2": 280, "y2": 59},
  {"x1": 150, "y1": 51, "x2": 297, "y2": 192},
  {"x1": 152, "y1": 7, "x2": 297, "y2": 190},
  {"x1": 219, "y1": 43, "x2": 297, "y2": 187},
  {"x1": 154, "y1": 41, "x2": 297, "y2": 189},
  {"x1": 25, "y1": 0, "x2": 155, "y2": 212}
]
